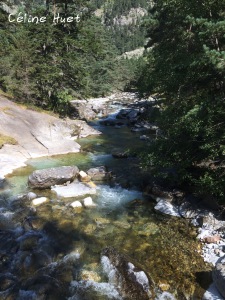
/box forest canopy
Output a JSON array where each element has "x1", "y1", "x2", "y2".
[
  {"x1": 138, "y1": 0, "x2": 225, "y2": 204},
  {"x1": 0, "y1": 0, "x2": 139, "y2": 113}
]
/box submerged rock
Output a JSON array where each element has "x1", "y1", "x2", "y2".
[
  {"x1": 87, "y1": 166, "x2": 111, "y2": 181},
  {"x1": 101, "y1": 247, "x2": 154, "y2": 300},
  {"x1": 80, "y1": 270, "x2": 101, "y2": 282},
  {"x1": 51, "y1": 181, "x2": 96, "y2": 198},
  {"x1": 136, "y1": 222, "x2": 160, "y2": 237},
  {"x1": 0, "y1": 273, "x2": 17, "y2": 292},
  {"x1": 28, "y1": 166, "x2": 79, "y2": 189},
  {"x1": 112, "y1": 149, "x2": 129, "y2": 159}
]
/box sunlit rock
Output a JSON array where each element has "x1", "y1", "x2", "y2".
[
  {"x1": 154, "y1": 199, "x2": 180, "y2": 217},
  {"x1": 70, "y1": 201, "x2": 82, "y2": 208},
  {"x1": 87, "y1": 166, "x2": 111, "y2": 181},
  {"x1": 78, "y1": 170, "x2": 91, "y2": 182},
  {"x1": 83, "y1": 197, "x2": 96, "y2": 207},
  {"x1": 31, "y1": 197, "x2": 48, "y2": 206},
  {"x1": 80, "y1": 270, "x2": 101, "y2": 282},
  {"x1": 51, "y1": 181, "x2": 96, "y2": 198},
  {"x1": 158, "y1": 280, "x2": 170, "y2": 292},
  {"x1": 28, "y1": 166, "x2": 79, "y2": 189},
  {"x1": 83, "y1": 224, "x2": 97, "y2": 235}
]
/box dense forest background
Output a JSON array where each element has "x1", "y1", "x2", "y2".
[
  {"x1": 139, "y1": 0, "x2": 225, "y2": 205},
  {"x1": 0, "y1": 0, "x2": 225, "y2": 205},
  {"x1": 0, "y1": 0, "x2": 147, "y2": 112}
]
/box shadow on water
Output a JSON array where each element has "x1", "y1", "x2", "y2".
[{"x1": 195, "y1": 271, "x2": 212, "y2": 292}]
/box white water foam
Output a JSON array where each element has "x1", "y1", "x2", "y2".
[
  {"x1": 156, "y1": 291, "x2": 177, "y2": 300},
  {"x1": 97, "y1": 185, "x2": 143, "y2": 209},
  {"x1": 89, "y1": 153, "x2": 112, "y2": 164},
  {"x1": 69, "y1": 280, "x2": 122, "y2": 300},
  {"x1": 101, "y1": 255, "x2": 119, "y2": 285}
]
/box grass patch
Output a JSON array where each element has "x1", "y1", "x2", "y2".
[
  {"x1": 0, "y1": 89, "x2": 13, "y2": 99},
  {"x1": 0, "y1": 134, "x2": 18, "y2": 149}
]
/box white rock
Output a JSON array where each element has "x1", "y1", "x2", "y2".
[
  {"x1": 79, "y1": 170, "x2": 88, "y2": 178},
  {"x1": 70, "y1": 201, "x2": 82, "y2": 208},
  {"x1": 27, "y1": 192, "x2": 37, "y2": 200},
  {"x1": 32, "y1": 197, "x2": 48, "y2": 206},
  {"x1": 83, "y1": 197, "x2": 96, "y2": 207},
  {"x1": 154, "y1": 199, "x2": 180, "y2": 217}
]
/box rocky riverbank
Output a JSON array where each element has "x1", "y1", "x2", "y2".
[
  {"x1": 0, "y1": 96, "x2": 100, "y2": 179},
  {"x1": 145, "y1": 185, "x2": 225, "y2": 299},
  {"x1": 0, "y1": 91, "x2": 157, "y2": 180},
  {"x1": 1, "y1": 92, "x2": 224, "y2": 299}
]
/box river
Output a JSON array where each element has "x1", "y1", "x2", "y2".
[{"x1": 0, "y1": 100, "x2": 211, "y2": 299}]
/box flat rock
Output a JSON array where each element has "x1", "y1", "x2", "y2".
[
  {"x1": 28, "y1": 166, "x2": 79, "y2": 189},
  {"x1": 51, "y1": 181, "x2": 96, "y2": 198}
]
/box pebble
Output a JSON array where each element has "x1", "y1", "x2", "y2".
[
  {"x1": 70, "y1": 201, "x2": 82, "y2": 208},
  {"x1": 31, "y1": 197, "x2": 48, "y2": 206},
  {"x1": 83, "y1": 197, "x2": 96, "y2": 207}
]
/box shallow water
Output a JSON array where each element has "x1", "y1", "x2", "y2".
[{"x1": 0, "y1": 109, "x2": 211, "y2": 299}]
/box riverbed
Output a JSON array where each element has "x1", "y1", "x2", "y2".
[{"x1": 0, "y1": 100, "x2": 211, "y2": 299}]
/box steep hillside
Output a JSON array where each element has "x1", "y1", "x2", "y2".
[{"x1": 95, "y1": 0, "x2": 149, "y2": 54}]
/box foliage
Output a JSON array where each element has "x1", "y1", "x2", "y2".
[
  {"x1": 139, "y1": 0, "x2": 225, "y2": 204},
  {"x1": 0, "y1": 2, "x2": 135, "y2": 113},
  {"x1": 101, "y1": 0, "x2": 149, "y2": 54}
]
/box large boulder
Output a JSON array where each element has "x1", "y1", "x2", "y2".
[
  {"x1": 70, "y1": 100, "x2": 96, "y2": 120},
  {"x1": 87, "y1": 166, "x2": 111, "y2": 181},
  {"x1": 212, "y1": 256, "x2": 225, "y2": 298},
  {"x1": 28, "y1": 166, "x2": 79, "y2": 189}
]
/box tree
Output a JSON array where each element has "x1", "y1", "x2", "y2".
[{"x1": 139, "y1": 0, "x2": 225, "y2": 204}]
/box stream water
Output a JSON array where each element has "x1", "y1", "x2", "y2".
[{"x1": 0, "y1": 102, "x2": 211, "y2": 299}]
